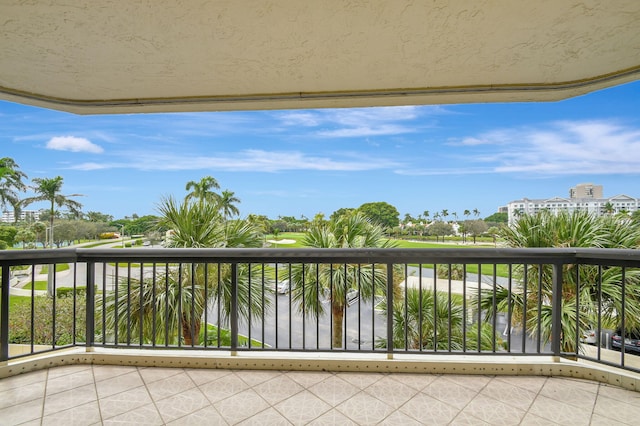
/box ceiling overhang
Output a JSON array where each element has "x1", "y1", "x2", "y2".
[{"x1": 1, "y1": 1, "x2": 639, "y2": 114}]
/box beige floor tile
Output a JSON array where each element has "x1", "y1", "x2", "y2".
[
  {"x1": 337, "y1": 371, "x2": 385, "y2": 389},
  {"x1": 214, "y1": 389, "x2": 270, "y2": 424},
  {"x1": 598, "y1": 383, "x2": 640, "y2": 403},
  {"x1": 200, "y1": 372, "x2": 251, "y2": 403},
  {"x1": 477, "y1": 377, "x2": 537, "y2": 411},
  {"x1": 378, "y1": 410, "x2": 425, "y2": 425},
  {"x1": 46, "y1": 364, "x2": 91, "y2": 380},
  {"x1": 460, "y1": 394, "x2": 526, "y2": 425},
  {"x1": 0, "y1": 369, "x2": 47, "y2": 392},
  {"x1": 155, "y1": 386, "x2": 211, "y2": 423},
  {"x1": 99, "y1": 385, "x2": 153, "y2": 420},
  {"x1": 0, "y1": 398, "x2": 44, "y2": 425},
  {"x1": 445, "y1": 374, "x2": 493, "y2": 392},
  {"x1": 308, "y1": 375, "x2": 360, "y2": 405},
  {"x1": 237, "y1": 407, "x2": 293, "y2": 425},
  {"x1": 145, "y1": 370, "x2": 196, "y2": 401},
  {"x1": 95, "y1": 370, "x2": 144, "y2": 399},
  {"x1": 46, "y1": 368, "x2": 94, "y2": 396},
  {"x1": 593, "y1": 393, "x2": 640, "y2": 424},
  {"x1": 539, "y1": 377, "x2": 597, "y2": 410},
  {"x1": 449, "y1": 411, "x2": 491, "y2": 425},
  {"x1": 398, "y1": 392, "x2": 459, "y2": 424},
  {"x1": 0, "y1": 380, "x2": 45, "y2": 410},
  {"x1": 43, "y1": 383, "x2": 97, "y2": 416},
  {"x1": 166, "y1": 405, "x2": 228, "y2": 426},
  {"x1": 422, "y1": 376, "x2": 480, "y2": 409},
  {"x1": 307, "y1": 408, "x2": 359, "y2": 425},
  {"x1": 519, "y1": 412, "x2": 561, "y2": 425},
  {"x1": 337, "y1": 391, "x2": 395, "y2": 424},
  {"x1": 91, "y1": 365, "x2": 138, "y2": 382},
  {"x1": 138, "y1": 366, "x2": 183, "y2": 384},
  {"x1": 274, "y1": 389, "x2": 332, "y2": 424},
  {"x1": 590, "y1": 412, "x2": 627, "y2": 426},
  {"x1": 233, "y1": 369, "x2": 282, "y2": 386},
  {"x1": 363, "y1": 376, "x2": 420, "y2": 409},
  {"x1": 184, "y1": 367, "x2": 232, "y2": 386},
  {"x1": 284, "y1": 370, "x2": 333, "y2": 388},
  {"x1": 528, "y1": 394, "x2": 592, "y2": 425},
  {"x1": 389, "y1": 372, "x2": 438, "y2": 391},
  {"x1": 493, "y1": 375, "x2": 547, "y2": 393},
  {"x1": 102, "y1": 402, "x2": 164, "y2": 425},
  {"x1": 41, "y1": 401, "x2": 101, "y2": 426},
  {"x1": 252, "y1": 374, "x2": 304, "y2": 405}
]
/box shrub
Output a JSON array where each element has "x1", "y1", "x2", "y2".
[
  {"x1": 436, "y1": 264, "x2": 466, "y2": 280},
  {"x1": 135, "y1": 238, "x2": 143, "y2": 246},
  {"x1": 9, "y1": 293, "x2": 87, "y2": 346},
  {"x1": 0, "y1": 240, "x2": 7, "y2": 250},
  {"x1": 124, "y1": 242, "x2": 132, "y2": 248}
]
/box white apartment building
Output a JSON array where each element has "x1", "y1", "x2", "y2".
[
  {"x1": 507, "y1": 184, "x2": 639, "y2": 226},
  {"x1": 1, "y1": 209, "x2": 41, "y2": 223}
]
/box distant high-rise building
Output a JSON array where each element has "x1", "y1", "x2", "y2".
[
  {"x1": 569, "y1": 183, "x2": 603, "y2": 199},
  {"x1": 1, "y1": 210, "x2": 41, "y2": 223},
  {"x1": 507, "y1": 184, "x2": 638, "y2": 226}
]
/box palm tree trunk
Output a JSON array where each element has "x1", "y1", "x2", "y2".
[
  {"x1": 332, "y1": 302, "x2": 344, "y2": 348},
  {"x1": 181, "y1": 315, "x2": 201, "y2": 346}
]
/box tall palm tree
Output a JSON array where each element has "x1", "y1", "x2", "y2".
[
  {"x1": 20, "y1": 176, "x2": 82, "y2": 247},
  {"x1": 441, "y1": 209, "x2": 449, "y2": 222},
  {"x1": 476, "y1": 210, "x2": 640, "y2": 353},
  {"x1": 379, "y1": 288, "x2": 502, "y2": 351},
  {"x1": 104, "y1": 196, "x2": 270, "y2": 346},
  {"x1": 286, "y1": 213, "x2": 396, "y2": 347},
  {"x1": 473, "y1": 208, "x2": 480, "y2": 218},
  {"x1": 218, "y1": 189, "x2": 240, "y2": 219},
  {"x1": 185, "y1": 176, "x2": 220, "y2": 204},
  {"x1": 0, "y1": 157, "x2": 28, "y2": 220}
]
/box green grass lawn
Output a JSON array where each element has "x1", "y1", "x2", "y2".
[
  {"x1": 22, "y1": 280, "x2": 48, "y2": 291},
  {"x1": 39, "y1": 264, "x2": 70, "y2": 274}
]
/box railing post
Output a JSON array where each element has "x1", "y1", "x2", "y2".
[
  {"x1": 1, "y1": 264, "x2": 10, "y2": 362},
  {"x1": 551, "y1": 263, "x2": 563, "y2": 360},
  {"x1": 386, "y1": 263, "x2": 394, "y2": 359},
  {"x1": 85, "y1": 261, "x2": 95, "y2": 352},
  {"x1": 230, "y1": 263, "x2": 238, "y2": 355}
]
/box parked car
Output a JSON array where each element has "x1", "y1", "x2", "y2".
[
  {"x1": 346, "y1": 289, "x2": 359, "y2": 306},
  {"x1": 277, "y1": 280, "x2": 290, "y2": 295},
  {"x1": 611, "y1": 329, "x2": 640, "y2": 354},
  {"x1": 580, "y1": 329, "x2": 597, "y2": 345}
]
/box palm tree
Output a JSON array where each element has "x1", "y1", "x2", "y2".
[
  {"x1": 476, "y1": 210, "x2": 640, "y2": 353},
  {"x1": 218, "y1": 189, "x2": 240, "y2": 219},
  {"x1": 423, "y1": 210, "x2": 430, "y2": 222},
  {"x1": 20, "y1": 176, "x2": 82, "y2": 247},
  {"x1": 603, "y1": 201, "x2": 615, "y2": 215},
  {"x1": 441, "y1": 209, "x2": 449, "y2": 222},
  {"x1": 379, "y1": 288, "x2": 502, "y2": 351},
  {"x1": 473, "y1": 208, "x2": 480, "y2": 218},
  {"x1": 185, "y1": 176, "x2": 220, "y2": 204},
  {"x1": 286, "y1": 213, "x2": 396, "y2": 347},
  {"x1": 0, "y1": 157, "x2": 28, "y2": 220},
  {"x1": 104, "y1": 196, "x2": 270, "y2": 346}
]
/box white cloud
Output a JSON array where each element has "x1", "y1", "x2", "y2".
[
  {"x1": 46, "y1": 136, "x2": 104, "y2": 153},
  {"x1": 457, "y1": 120, "x2": 640, "y2": 176},
  {"x1": 68, "y1": 149, "x2": 401, "y2": 173}
]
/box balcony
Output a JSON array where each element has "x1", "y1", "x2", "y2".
[{"x1": 2, "y1": 247, "x2": 640, "y2": 423}]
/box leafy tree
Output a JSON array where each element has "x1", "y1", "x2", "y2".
[
  {"x1": 330, "y1": 208, "x2": 355, "y2": 222},
  {"x1": 427, "y1": 221, "x2": 453, "y2": 242},
  {"x1": 286, "y1": 213, "x2": 396, "y2": 347},
  {"x1": 185, "y1": 176, "x2": 220, "y2": 204},
  {"x1": 20, "y1": 177, "x2": 83, "y2": 248},
  {"x1": 464, "y1": 219, "x2": 488, "y2": 244},
  {"x1": 31, "y1": 221, "x2": 47, "y2": 248},
  {"x1": 104, "y1": 196, "x2": 269, "y2": 346},
  {"x1": 0, "y1": 225, "x2": 18, "y2": 247},
  {"x1": 0, "y1": 157, "x2": 28, "y2": 219},
  {"x1": 379, "y1": 288, "x2": 503, "y2": 351},
  {"x1": 477, "y1": 210, "x2": 640, "y2": 353},
  {"x1": 14, "y1": 228, "x2": 36, "y2": 249},
  {"x1": 86, "y1": 211, "x2": 114, "y2": 222},
  {"x1": 484, "y1": 212, "x2": 508, "y2": 224},
  {"x1": 218, "y1": 190, "x2": 240, "y2": 219},
  {"x1": 358, "y1": 201, "x2": 400, "y2": 229},
  {"x1": 603, "y1": 202, "x2": 615, "y2": 215}
]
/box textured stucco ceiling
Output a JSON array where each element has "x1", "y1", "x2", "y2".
[{"x1": 1, "y1": 1, "x2": 639, "y2": 114}]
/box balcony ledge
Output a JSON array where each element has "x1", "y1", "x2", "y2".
[{"x1": 2, "y1": 347, "x2": 638, "y2": 393}]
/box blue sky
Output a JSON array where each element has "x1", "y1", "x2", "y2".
[{"x1": 2, "y1": 81, "x2": 640, "y2": 221}]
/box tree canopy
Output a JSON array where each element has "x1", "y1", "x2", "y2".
[{"x1": 357, "y1": 201, "x2": 399, "y2": 229}]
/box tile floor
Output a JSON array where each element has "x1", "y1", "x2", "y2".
[{"x1": 0, "y1": 364, "x2": 639, "y2": 425}]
